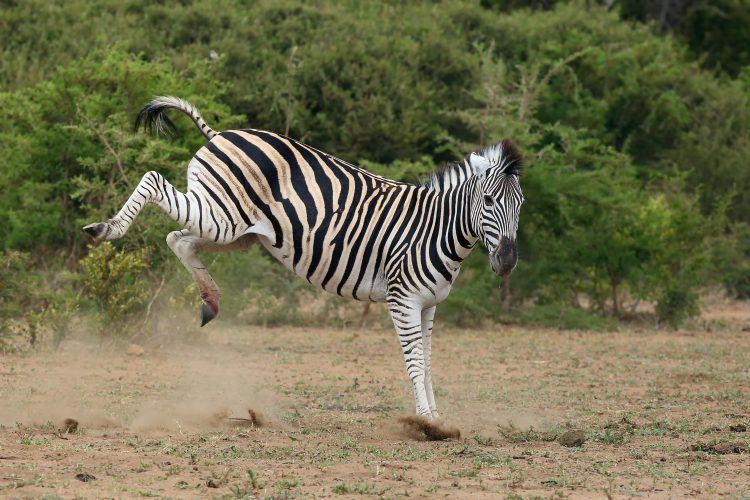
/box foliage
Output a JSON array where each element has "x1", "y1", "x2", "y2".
[
  {"x1": 79, "y1": 242, "x2": 150, "y2": 329},
  {"x1": 0, "y1": 251, "x2": 78, "y2": 349},
  {"x1": 515, "y1": 303, "x2": 618, "y2": 331},
  {"x1": 0, "y1": 0, "x2": 748, "y2": 334}
]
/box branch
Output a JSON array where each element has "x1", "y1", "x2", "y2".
[{"x1": 76, "y1": 104, "x2": 132, "y2": 189}]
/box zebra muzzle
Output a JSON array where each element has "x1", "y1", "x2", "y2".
[{"x1": 490, "y1": 237, "x2": 518, "y2": 277}]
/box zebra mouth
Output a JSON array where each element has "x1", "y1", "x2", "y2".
[{"x1": 489, "y1": 237, "x2": 517, "y2": 277}]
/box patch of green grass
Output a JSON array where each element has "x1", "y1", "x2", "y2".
[
  {"x1": 220, "y1": 445, "x2": 245, "y2": 460},
  {"x1": 472, "y1": 433, "x2": 495, "y2": 446},
  {"x1": 332, "y1": 482, "x2": 350, "y2": 494},
  {"x1": 515, "y1": 304, "x2": 618, "y2": 331},
  {"x1": 450, "y1": 469, "x2": 480, "y2": 477},
  {"x1": 498, "y1": 424, "x2": 558, "y2": 443},
  {"x1": 132, "y1": 461, "x2": 150, "y2": 473},
  {"x1": 276, "y1": 479, "x2": 299, "y2": 491},
  {"x1": 230, "y1": 470, "x2": 263, "y2": 499},
  {"x1": 333, "y1": 482, "x2": 376, "y2": 494}
]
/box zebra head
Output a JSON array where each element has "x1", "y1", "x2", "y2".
[{"x1": 469, "y1": 140, "x2": 524, "y2": 277}]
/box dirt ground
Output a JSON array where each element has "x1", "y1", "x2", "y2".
[{"x1": 1, "y1": 300, "x2": 749, "y2": 498}]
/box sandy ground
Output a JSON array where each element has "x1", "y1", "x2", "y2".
[{"x1": 1, "y1": 303, "x2": 749, "y2": 498}]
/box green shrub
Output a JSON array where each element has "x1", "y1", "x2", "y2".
[
  {"x1": 0, "y1": 1, "x2": 748, "y2": 332},
  {"x1": 655, "y1": 288, "x2": 700, "y2": 329},
  {"x1": 1, "y1": 251, "x2": 78, "y2": 349},
  {"x1": 79, "y1": 242, "x2": 150, "y2": 331},
  {"x1": 516, "y1": 303, "x2": 618, "y2": 331}
]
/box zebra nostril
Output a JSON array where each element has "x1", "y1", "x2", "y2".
[{"x1": 498, "y1": 236, "x2": 515, "y2": 258}]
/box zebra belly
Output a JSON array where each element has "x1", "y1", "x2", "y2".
[{"x1": 256, "y1": 234, "x2": 389, "y2": 303}]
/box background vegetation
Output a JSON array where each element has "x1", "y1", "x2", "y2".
[{"x1": 1, "y1": 0, "x2": 748, "y2": 347}]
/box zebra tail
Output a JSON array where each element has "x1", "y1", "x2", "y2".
[{"x1": 135, "y1": 96, "x2": 217, "y2": 141}]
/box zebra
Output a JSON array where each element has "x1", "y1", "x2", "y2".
[{"x1": 83, "y1": 96, "x2": 524, "y2": 420}]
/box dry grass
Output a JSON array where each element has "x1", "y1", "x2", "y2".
[{"x1": 0, "y1": 302, "x2": 748, "y2": 497}]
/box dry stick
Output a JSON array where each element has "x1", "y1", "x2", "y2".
[
  {"x1": 359, "y1": 302, "x2": 371, "y2": 329},
  {"x1": 76, "y1": 104, "x2": 132, "y2": 189},
  {"x1": 518, "y1": 48, "x2": 592, "y2": 123},
  {"x1": 138, "y1": 274, "x2": 166, "y2": 338}
]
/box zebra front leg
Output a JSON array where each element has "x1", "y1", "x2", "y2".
[
  {"x1": 83, "y1": 171, "x2": 195, "y2": 241},
  {"x1": 388, "y1": 299, "x2": 431, "y2": 417},
  {"x1": 421, "y1": 306, "x2": 440, "y2": 420},
  {"x1": 166, "y1": 230, "x2": 257, "y2": 326}
]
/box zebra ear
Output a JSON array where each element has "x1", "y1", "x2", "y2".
[{"x1": 470, "y1": 152, "x2": 492, "y2": 176}]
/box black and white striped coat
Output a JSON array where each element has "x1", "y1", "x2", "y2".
[{"x1": 84, "y1": 97, "x2": 524, "y2": 419}]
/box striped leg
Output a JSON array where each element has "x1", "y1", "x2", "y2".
[
  {"x1": 167, "y1": 230, "x2": 257, "y2": 326},
  {"x1": 83, "y1": 171, "x2": 201, "y2": 242},
  {"x1": 388, "y1": 299, "x2": 430, "y2": 417},
  {"x1": 421, "y1": 306, "x2": 439, "y2": 419}
]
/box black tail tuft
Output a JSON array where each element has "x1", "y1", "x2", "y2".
[{"x1": 135, "y1": 101, "x2": 178, "y2": 136}]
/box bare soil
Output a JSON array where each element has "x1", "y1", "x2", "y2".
[{"x1": 1, "y1": 303, "x2": 749, "y2": 498}]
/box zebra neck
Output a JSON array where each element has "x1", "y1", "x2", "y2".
[{"x1": 440, "y1": 178, "x2": 480, "y2": 263}]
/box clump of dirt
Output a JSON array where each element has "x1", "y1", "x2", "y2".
[
  {"x1": 398, "y1": 416, "x2": 460, "y2": 441},
  {"x1": 228, "y1": 409, "x2": 266, "y2": 428},
  {"x1": 690, "y1": 441, "x2": 749, "y2": 454},
  {"x1": 729, "y1": 424, "x2": 747, "y2": 433},
  {"x1": 62, "y1": 418, "x2": 78, "y2": 434},
  {"x1": 559, "y1": 429, "x2": 587, "y2": 447}
]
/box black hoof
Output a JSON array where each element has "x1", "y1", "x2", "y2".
[
  {"x1": 82, "y1": 223, "x2": 106, "y2": 239},
  {"x1": 200, "y1": 302, "x2": 216, "y2": 327}
]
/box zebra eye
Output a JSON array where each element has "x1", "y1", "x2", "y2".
[{"x1": 483, "y1": 194, "x2": 493, "y2": 206}]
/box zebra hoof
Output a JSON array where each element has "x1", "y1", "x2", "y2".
[
  {"x1": 200, "y1": 302, "x2": 217, "y2": 327},
  {"x1": 82, "y1": 222, "x2": 107, "y2": 240}
]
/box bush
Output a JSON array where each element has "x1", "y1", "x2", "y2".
[
  {"x1": 79, "y1": 242, "x2": 150, "y2": 331},
  {"x1": 655, "y1": 288, "x2": 700, "y2": 329},
  {"x1": 0, "y1": 1, "x2": 748, "y2": 332},
  {"x1": 0, "y1": 250, "x2": 78, "y2": 349},
  {"x1": 516, "y1": 303, "x2": 618, "y2": 332}
]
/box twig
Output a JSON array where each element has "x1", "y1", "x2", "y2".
[
  {"x1": 141, "y1": 274, "x2": 166, "y2": 331},
  {"x1": 76, "y1": 103, "x2": 132, "y2": 189},
  {"x1": 519, "y1": 48, "x2": 591, "y2": 122}
]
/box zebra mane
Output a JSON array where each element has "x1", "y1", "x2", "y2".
[{"x1": 425, "y1": 139, "x2": 523, "y2": 192}]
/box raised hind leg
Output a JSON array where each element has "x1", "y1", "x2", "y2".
[
  {"x1": 83, "y1": 167, "x2": 257, "y2": 325},
  {"x1": 83, "y1": 170, "x2": 201, "y2": 241},
  {"x1": 167, "y1": 230, "x2": 258, "y2": 326},
  {"x1": 83, "y1": 169, "x2": 242, "y2": 243}
]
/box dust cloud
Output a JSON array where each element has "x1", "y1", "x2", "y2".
[{"x1": 0, "y1": 320, "x2": 284, "y2": 434}]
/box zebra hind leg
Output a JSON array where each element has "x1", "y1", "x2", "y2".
[
  {"x1": 167, "y1": 230, "x2": 258, "y2": 326},
  {"x1": 83, "y1": 171, "x2": 194, "y2": 242}
]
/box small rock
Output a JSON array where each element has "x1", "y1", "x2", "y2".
[
  {"x1": 713, "y1": 442, "x2": 747, "y2": 455},
  {"x1": 62, "y1": 418, "x2": 78, "y2": 434},
  {"x1": 206, "y1": 479, "x2": 220, "y2": 488},
  {"x1": 75, "y1": 473, "x2": 96, "y2": 482},
  {"x1": 559, "y1": 430, "x2": 586, "y2": 447},
  {"x1": 127, "y1": 344, "x2": 144, "y2": 356},
  {"x1": 729, "y1": 424, "x2": 747, "y2": 433},
  {"x1": 691, "y1": 441, "x2": 748, "y2": 454}
]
